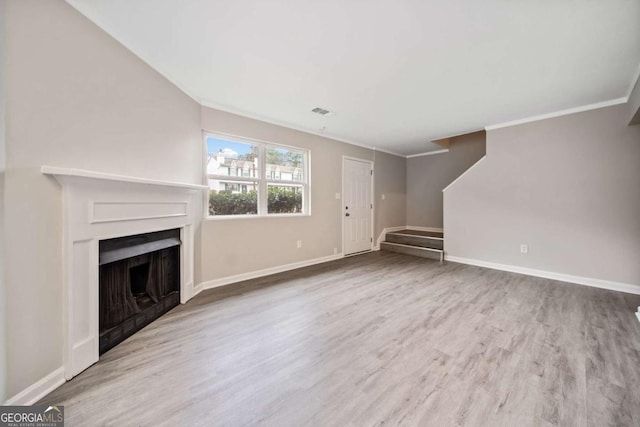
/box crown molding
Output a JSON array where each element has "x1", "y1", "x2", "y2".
[
  {"x1": 485, "y1": 98, "x2": 628, "y2": 131},
  {"x1": 201, "y1": 101, "x2": 406, "y2": 158},
  {"x1": 406, "y1": 149, "x2": 450, "y2": 158}
]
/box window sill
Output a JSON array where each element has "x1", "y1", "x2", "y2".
[{"x1": 204, "y1": 213, "x2": 311, "y2": 221}]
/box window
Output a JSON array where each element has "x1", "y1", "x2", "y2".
[{"x1": 206, "y1": 134, "x2": 309, "y2": 217}]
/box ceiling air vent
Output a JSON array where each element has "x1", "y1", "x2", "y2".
[{"x1": 311, "y1": 107, "x2": 335, "y2": 117}]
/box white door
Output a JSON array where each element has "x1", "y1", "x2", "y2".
[{"x1": 343, "y1": 158, "x2": 373, "y2": 255}]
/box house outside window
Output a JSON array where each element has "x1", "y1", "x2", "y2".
[{"x1": 205, "y1": 134, "x2": 310, "y2": 217}]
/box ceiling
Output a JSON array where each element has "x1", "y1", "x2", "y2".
[{"x1": 67, "y1": 0, "x2": 640, "y2": 156}]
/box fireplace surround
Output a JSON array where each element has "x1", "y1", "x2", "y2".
[{"x1": 43, "y1": 166, "x2": 206, "y2": 379}]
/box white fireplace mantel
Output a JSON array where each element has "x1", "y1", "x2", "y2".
[
  {"x1": 42, "y1": 166, "x2": 206, "y2": 379},
  {"x1": 41, "y1": 166, "x2": 208, "y2": 191}
]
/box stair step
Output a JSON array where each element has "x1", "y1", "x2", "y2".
[
  {"x1": 386, "y1": 232, "x2": 443, "y2": 249},
  {"x1": 380, "y1": 241, "x2": 444, "y2": 261},
  {"x1": 389, "y1": 229, "x2": 444, "y2": 239}
]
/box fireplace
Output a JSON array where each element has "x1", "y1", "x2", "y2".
[
  {"x1": 99, "y1": 229, "x2": 181, "y2": 354},
  {"x1": 43, "y1": 166, "x2": 205, "y2": 379}
]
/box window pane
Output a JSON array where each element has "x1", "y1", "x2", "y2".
[
  {"x1": 268, "y1": 184, "x2": 303, "y2": 214},
  {"x1": 208, "y1": 182, "x2": 258, "y2": 216},
  {"x1": 265, "y1": 147, "x2": 304, "y2": 182},
  {"x1": 206, "y1": 137, "x2": 259, "y2": 178}
]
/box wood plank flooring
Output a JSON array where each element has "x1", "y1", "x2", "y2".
[{"x1": 39, "y1": 252, "x2": 640, "y2": 426}]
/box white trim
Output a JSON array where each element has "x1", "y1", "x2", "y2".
[
  {"x1": 342, "y1": 156, "x2": 374, "y2": 256},
  {"x1": 484, "y1": 98, "x2": 628, "y2": 131},
  {"x1": 626, "y1": 63, "x2": 640, "y2": 100},
  {"x1": 636, "y1": 307, "x2": 640, "y2": 324},
  {"x1": 381, "y1": 241, "x2": 444, "y2": 262},
  {"x1": 370, "y1": 158, "x2": 375, "y2": 256},
  {"x1": 193, "y1": 282, "x2": 204, "y2": 296},
  {"x1": 344, "y1": 249, "x2": 374, "y2": 257},
  {"x1": 203, "y1": 130, "x2": 308, "y2": 153},
  {"x1": 382, "y1": 241, "x2": 443, "y2": 253},
  {"x1": 387, "y1": 231, "x2": 443, "y2": 241},
  {"x1": 41, "y1": 166, "x2": 208, "y2": 190},
  {"x1": 406, "y1": 149, "x2": 449, "y2": 158},
  {"x1": 203, "y1": 131, "x2": 311, "y2": 217},
  {"x1": 197, "y1": 253, "x2": 344, "y2": 292},
  {"x1": 204, "y1": 213, "x2": 311, "y2": 221},
  {"x1": 90, "y1": 201, "x2": 188, "y2": 224},
  {"x1": 5, "y1": 367, "x2": 65, "y2": 406},
  {"x1": 445, "y1": 255, "x2": 640, "y2": 295},
  {"x1": 442, "y1": 156, "x2": 486, "y2": 193},
  {"x1": 405, "y1": 226, "x2": 444, "y2": 233},
  {"x1": 202, "y1": 101, "x2": 406, "y2": 158},
  {"x1": 374, "y1": 225, "x2": 407, "y2": 250}
]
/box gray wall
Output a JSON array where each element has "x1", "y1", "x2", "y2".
[
  {"x1": 0, "y1": 0, "x2": 6, "y2": 404},
  {"x1": 629, "y1": 76, "x2": 640, "y2": 125},
  {"x1": 200, "y1": 108, "x2": 407, "y2": 282},
  {"x1": 444, "y1": 104, "x2": 640, "y2": 285},
  {"x1": 374, "y1": 150, "x2": 407, "y2": 240},
  {"x1": 4, "y1": 0, "x2": 202, "y2": 399},
  {"x1": 406, "y1": 132, "x2": 486, "y2": 228}
]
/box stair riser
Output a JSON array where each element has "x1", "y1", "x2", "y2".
[
  {"x1": 380, "y1": 243, "x2": 443, "y2": 261},
  {"x1": 385, "y1": 234, "x2": 444, "y2": 249}
]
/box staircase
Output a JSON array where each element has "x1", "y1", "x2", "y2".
[{"x1": 380, "y1": 229, "x2": 444, "y2": 261}]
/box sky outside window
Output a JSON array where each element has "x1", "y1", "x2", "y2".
[{"x1": 207, "y1": 137, "x2": 253, "y2": 158}]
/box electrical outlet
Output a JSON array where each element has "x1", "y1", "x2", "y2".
[
  {"x1": 335, "y1": 193, "x2": 341, "y2": 200},
  {"x1": 381, "y1": 194, "x2": 386, "y2": 200},
  {"x1": 297, "y1": 240, "x2": 303, "y2": 249},
  {"x1": 333, "y1": 247, "x2": 338, "y2": 255},
  {"x1": 520, "y1": 244, "x2": 528, "y2": 254}
]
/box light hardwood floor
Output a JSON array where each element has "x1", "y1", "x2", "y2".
[{"x1": 40, "y1": 251, "x2": 640, "y2": 426}]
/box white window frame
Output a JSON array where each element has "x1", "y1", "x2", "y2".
[{"x1": 204, "y1": 132, "x2": 311, "y2": 218}]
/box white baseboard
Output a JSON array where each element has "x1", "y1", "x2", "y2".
[
  {"x1": 445, "y1": 255, "x2": 640, "y2": 295},
  {"x1": 636, "y1": 308, "x2": 640, "y2": 324},
  {"x1": 406, "y1": 226, "x2": 444, "y2": 233},
  {"x1": 197, "y1": 253, "x2": 344, "y2": 292},
  {"x1": 5, "y1": 367, "x2": 65, "y2": 406},
  {"x1": 193, "y1": 282, "x2": 204, "y2": 296}
]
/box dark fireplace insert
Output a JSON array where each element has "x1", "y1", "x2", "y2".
[{"x1": 99, "y1": 229, "x2": 181, "y2": 354}]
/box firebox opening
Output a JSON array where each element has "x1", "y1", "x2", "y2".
[
  {"x1": 129, "y1": 262, "x2": 151, "y2": 303},
  {"x1": 99, "y1": 229, "x2": 181, "y2": 355}
]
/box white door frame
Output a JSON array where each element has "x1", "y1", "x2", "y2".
[{"x1": 342, "y1": 156, "x2": 374, "y2": 256}]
